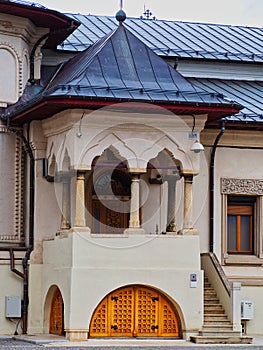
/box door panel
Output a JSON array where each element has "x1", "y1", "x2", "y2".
[
  {"x1": 159, "y1": 297, "x2": 180, "y2": 337},
  {"x1": 109, "y1": 287, "x2": 134, "y2": 337},
  {"x1": 89, "y1": 298, "x2": 108, "y2": 337},
  {"x1": 92, "y1": 199, "x2": 128, "y2": 233},
  {"x1": 135, "y1": 287, "x2": 159, "y2": 337},
  {"x1": 90, "y1": 285, "x2": 181, "y2": 338},
  {"x1": 50, "y1": 288, "x2": 64, "y2": 335}
]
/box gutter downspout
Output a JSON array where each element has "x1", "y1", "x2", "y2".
[
  {"x1": 29, "y1": 22, "x2": 75, "y2": 85},
  {"x1": 7, "y1": 118, "x2": 34, "y2": 334},
  {"x1": 209, "y1": 119, "x2": 225, "y2": 253}
]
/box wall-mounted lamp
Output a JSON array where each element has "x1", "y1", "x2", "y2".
[
  {"x1": 76, "y1": 112, "x2": 85, "y2": 138},
  {"x1": 189, "y1": 115, "x2": 204, "y2": 153},
  {"x1": 190, "y1": 140, "x2": 204, "y2": 153}
]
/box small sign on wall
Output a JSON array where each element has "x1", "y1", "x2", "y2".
[{"x1": 190, "y1": 273, "x2": 197, "y2": 288}]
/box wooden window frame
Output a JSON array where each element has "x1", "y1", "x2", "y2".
[
  {"x1": 222, "y1": 194, "x2": 263, "y2": 265},
  {"x1": 227, "y1": 200, "x2": 254, "y2": 255}
]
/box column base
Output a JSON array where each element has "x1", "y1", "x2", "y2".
[
  {"x1": 124, "y1": 228, "x2": 145, "y2": 234},
  {"x1": 178, "y1": 228, "x2": 199, "y2": 235},
  {"x1": 65, "y1": 329, "x2": 88, "y2": 341},
  {"x1": 56, "y1": 227, "x2": 91, "y2": 238},
  {"x1": 69, "y1": 227, "x2": 91, "y2": 233},
  {"x1": 165, "y1": 231, "x2": 177, "y2": 235}
]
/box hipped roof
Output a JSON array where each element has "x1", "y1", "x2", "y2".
[{"x1": 3, "y1": 19, "x2": 242, "y2": 124}]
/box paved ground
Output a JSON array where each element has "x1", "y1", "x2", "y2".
[{"x1": 1, "y1": 337, "x2": 263, "y2": 350}]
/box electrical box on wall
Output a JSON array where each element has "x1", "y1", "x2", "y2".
[
  {"x1": 5, "y1": 296, "x2": 21, "y2": 318},
  {"x1": 241, "y1": 300, "x2": 254, "y2": 320}
]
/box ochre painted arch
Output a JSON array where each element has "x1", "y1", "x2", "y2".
[{"x1": 90, "y1": 285, "x2": 181, "y2": 338}]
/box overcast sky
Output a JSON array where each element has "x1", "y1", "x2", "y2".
[{"x1": 37, "y1": 0, "x2": 263, "y2": 26}]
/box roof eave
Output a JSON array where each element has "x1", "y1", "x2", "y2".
[
  {"x1": 0, "y1": 1, "x2": 80, "y2": 48},
  {"x1": 4, "y1": 95, "x2": 242, "y2": 125}
]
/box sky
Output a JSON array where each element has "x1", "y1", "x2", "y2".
[{"x1": 36, "y1": 0, "x2": 263, "y2": 26}]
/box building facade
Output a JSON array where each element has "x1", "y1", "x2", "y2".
[{"x1": 0, "y1": 0, "x2": 262, "y2": 343}]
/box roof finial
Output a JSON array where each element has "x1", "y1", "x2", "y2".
[{"x1": 116, "y1": 1, "x2": 126, "y2": 23}]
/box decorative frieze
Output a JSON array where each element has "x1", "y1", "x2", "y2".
[
  {"x1": 0, "y1": 235, "x2": 20, "y2": 241},
  {"x1": 221, "y1": 178, "x2": 263, "y2": 195}
]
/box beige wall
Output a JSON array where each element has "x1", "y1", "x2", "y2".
[
  {"x1": 32, "y1": 231, "x2": 203, "y2": 339},
  {"x1": 0, "y1": 262, "x2": 23, "y2": 334}
]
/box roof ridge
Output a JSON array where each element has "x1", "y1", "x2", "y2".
[{"x1": 65, "y1": 13, "x2": 263, "y2": 30}]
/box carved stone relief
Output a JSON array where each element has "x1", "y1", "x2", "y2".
[{"x1": 221, "y1": 178, "x2": 263, "y2": 195}]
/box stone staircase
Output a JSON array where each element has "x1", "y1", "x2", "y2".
[{"x1": 191, "y1": 276, "x2": 252, "y2": 344}]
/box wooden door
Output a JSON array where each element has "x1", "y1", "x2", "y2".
[
  {"x1": 90, "y1": 286, "x2": 180, "y2": 338},
  {"x1": 93, "y1": 199, "x2": 129, "y2": 233},
  {"x1": 50, "y1": 288, "x2": 64, "y2": 335}
]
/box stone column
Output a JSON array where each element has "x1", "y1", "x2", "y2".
[
  {"x1": 60, "y1": 175, "x2": 71, "y2": 230},
  {"x1": 124, "y1": 174, "x2": 145, "y2": 234},
  {"x1": 74, "y1": 170, "x2": 86, "y2": 227},
  {"x1": 180, "y1": 171, "x2": 198, "y2": 235},
  {"x1": 166, "y1": 176, "x2": 177, "y2": 233}
]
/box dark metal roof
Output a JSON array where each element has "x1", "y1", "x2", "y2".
[
  {"x1": 2, "y1": 22, "x2": 241, "y2": 123},
  {"x1": 188, "y1": 78, "x2": 263, "y2": 123},
  {"x1": 59, "y1": 14, "x2": 263, "y2": 63},
  {"x1": 0, "y1": 0, "x2": 80, "y2": 49},
  {"x1": 46, "y1": 23, "x2": 238, "y2": 106}
]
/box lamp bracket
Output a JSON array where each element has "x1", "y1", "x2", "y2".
[{"x1": 188, "y1": 131, "x2": 198, "y2": 140}]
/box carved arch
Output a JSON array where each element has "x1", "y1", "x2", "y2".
[{"x1": 0, "y1": 42, "x2": 22, "y2": 100}]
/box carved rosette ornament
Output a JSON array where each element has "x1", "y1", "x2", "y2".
[{"x1": 221, "y1": 178, "x2": 263, "y2": 195}]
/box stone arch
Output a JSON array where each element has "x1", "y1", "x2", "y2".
[
  {"x1": 0, "y1": 44, "x2": 21, "y2": 103},
  {"x1": 89, "y1": 284, "x2": 183, "y2": 338},
  {"x1": 147, "y1": 148, "x2": 182, "y2": 179},
  {"x1": 77, "y1": 124, "x2": 194, "y2": 173},
  {"x1": 44, "y1": 285, "x2": 64, "y2": 336},
  {"x1": 79, "y1": 132, "x2": 136, "y2": 170}
]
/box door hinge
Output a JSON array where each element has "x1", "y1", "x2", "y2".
[
  {"x1": 111, "y1": 296, "x2": 118, "y2": 301},
  {"x1": 151, "y1": 325, "x2": 158, "y2": 330}
]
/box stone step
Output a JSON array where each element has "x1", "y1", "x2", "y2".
[
  {"x1": 196, "y1": 275, "x2": 253, "y2": 345},
  {"x1": 204, "y1": 315, "x2": 229, "y2": 322},
  {"x1": 204, "y1": 307, "x2": 225, "y2": 314},
  {"x1": 204, "y1": 299, "x2": 220, "y2": 304},
  {"x1": 199, "y1": 329, "x2": 240, "y2": 337},
  {"x1": 202, "y1": 325, "x2": 233, "y2": 331},
  {"x1": 204, "y1": 290, "x2": 217, "y2": 295},
  {"x1": 204, "y1": 321, "x2": 231, "y2": 326},
  {"x1": 190, "y1": 335, "x2": 253, "y2": 344}
]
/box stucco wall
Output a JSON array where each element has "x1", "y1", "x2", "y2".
[
  {"x1": 36, "y1": 232, "x2": 203, "y2": 338},
  {"x1": 0, "y1": 263, "x2": 23, "y2": 335}
]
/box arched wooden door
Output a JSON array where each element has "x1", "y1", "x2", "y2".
[
  {"x1": 50, "y1": 288, "x2": 64, "y2": 335},
  {"x1": 90, "y1": 286, "x2": 181, "y2": 338}
]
